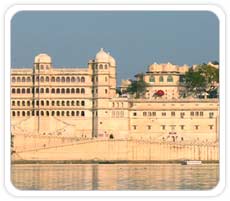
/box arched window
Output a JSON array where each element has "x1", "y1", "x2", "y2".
[
  {"x1": 17, "y1": 101, "x2": 20, "y2": 106},
  {"x1": 52, "y1": 101, "x2": 55, "y2": 106},
  {"x1": 167, "y1": 75, "x2": 173, "y2": 82},
  {"x1": 66, "y1": 88, "x2": 70, "y2": 94},
  {"x1": 71, "y1": 101, "x2": 75, "y2": 106},
  {"x1": 40, "y1": 77, "x2": 44, "y2": 82},
  {"x1": 104, "y1": 64, "x2": 108, "y2": 69},
  {"x1": 56, "y1": 77, "x2": 60, "y2": 82},
  {"x1": 57, "y1": 101, "x2": 60, "y2": 106},
  {"x1": 62, "y1": 101, "x2": 65, "y2": 106},
  {"x1": 56, "y1": 88, "x2": 60, "y2": 94},
  {"x1": 81, "y1": 111, "x2": 85, "y2": 116},
  {"x1": 149, "y1": 75, "x2": 155, "y2": 82},
  {"x1": 27, "y1": 77, "x2": 31, "y2": 82},
  {"x1": 46, "y1": 100, "x2": 49, "y2": 106},
  {"x1": 52, "y1": 111, "x2": 55, "y2": 116},
  {"x1": 66, "y1": 77, "x2": 70, "y2": 82},
  {"x1": 76, "y1": 88, "x2": 80, "y2": 93},
  {"x1": 71, "y1": 77, "x2": 75, "y2": 82},
  {"x1": 46, "y1": 65, "x2": 49, "y2": 69},
  {"x1": 22, "y1": 88, "x2": 26, "y2": 94},
  {"x1": 46, "y1": 76, "x2": 49, "y2": 82},
  {"x1": 61, "y1": 111, "x2": 65, "y2": 116},
  {"x1": 46, "y1": 111, "x2": 49, "y2": 116},
  {"x1": 51, "y1": 77, "x2": 55, "y2": 82},
  {"x1": 71, "y1": 111, "x2": 75, "y2": 116},
  {"x1": 17, "y1": 111, "x2": 20, "y2": 116},
  {"x1": 66, "y1": 111, "x2": 70, "y2": 116},
  {"x1": 159, "y1": 76, "x2": 164, "y2": 82},
  {"x1": 105, "y1": 76, "x2": 108, "y2": 82},
  {"x1": 61, "y1": 77, "x2": 65, "y2": 82},
  {"x1": 27, "y1": 101, "x2": 30, "y2": 106},
  {"x1": 71, "y1": 88, "x2": 75, "y2": 93},
  {"x1": 27, "y1": 88, "x2": 30, "y2": 93},
  {"x1": 76, "y1": 101, "x2": 80, "y2": 106},
  {"x1": 46, "y1": 88, "x2": 49, "y2": 93},
  {"x1": 77, "y1": 77, "x2": 80, "y2": 82},
  {"x1": 51, "y1": 88, "x2": 55, "y2": 94},
  {"x1": 56, "y1": 111, "x2": 60, "y2": 116},
  {"x1": 41, "y1": 100, "x2": 44, "y2": 106},
  {"x1": 22, "y1": 111, "x2": 26, "y2": 116},
  {"x1": 12, "y1": 111, "x2": 16, "y2": 116},
  {"x1": 12, "y1": 101, "x2": 15, "y2": 106},
  {"x1": 67, "y1": 101, "x2": 70, "y2": 106},
  {"x1": 81, "y1": 77, "x2": 85, "y2": 82},
  {"x1": 17, "y1": 88, "x2": 20, "y2": 94},
  {"x1": 22, "y1": 101, "x2": 25, "y2": 106},
  {"x1": 36, "y1": 88, "x2": 39, "y2": 93},
  {"x1": 36, "y1": 100, "x2": 39, "y2": 106},
  {"x1": 40, "y1": 88, "x2": 44, "y2": 93},
  {"x1": 40, "y1": 65, "x2": 44, "y2": 70},
  {"x1": 41, "y1": 111, "x2": 44, "y2": 116},
  {"x1": 27, "y1": 111, "x2": 30, "y2": 116},
  {"x1": 61, "y1": 88, "x2": 65, "y2": 94},
  {"x1": 12, "y1": 88, "x2": 16, "y2": 94},
  {"x1": 99, "y1": 64, "x2": 103, "y2": 69},
  {"x1": 81, "y1": 101, "x2": 85, "y2": 106},
  {"x1": 17, "y1": 77, "x2": 21, "y2": 82},
  {"x1": 81, "y1": 88, "x2": 85, "y2": 94},
  {"x1": 76, "y1": 111, "x2": 80, "y2": 116},
  {"x1": 22, "y1": 77, "x2": 26, "y2": 82},
  {"x1": 36, "y1": 76, "x2": 39, "y2": 82},
  {"x1": 12, "y1": 77, "x2": 16, "y2": 82}
]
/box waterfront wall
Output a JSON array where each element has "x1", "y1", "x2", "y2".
[{"x1": 12, "y1": 139, "x2": 219, "y2": 161}]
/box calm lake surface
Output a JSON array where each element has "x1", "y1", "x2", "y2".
[{"x1": 11, "y1": 163, "x2": 219, "y2": 190}]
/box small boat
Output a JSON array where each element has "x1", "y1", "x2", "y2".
[{"x1": 181, "y1": 160, "x2": 202, "y2": 165}]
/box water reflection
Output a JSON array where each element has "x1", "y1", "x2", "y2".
[{"x1": 11, "y1": 164, "x2": 219, "y2": 190}]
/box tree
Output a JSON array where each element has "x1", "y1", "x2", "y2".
[{"x1": 127, "y1": 73, "x2": 149, "y2": 98}]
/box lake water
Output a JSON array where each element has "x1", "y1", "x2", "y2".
[{"x1": 11, "y1": 163, "x2": 219, "y2": 190}]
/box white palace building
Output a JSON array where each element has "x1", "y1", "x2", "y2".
[{"x1": 11, "y1": 48, "x2": 219, "y2": 151}]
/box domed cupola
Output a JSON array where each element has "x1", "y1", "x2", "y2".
[
  {"x1": 34, "y1": 53, "x2": 52, "y2": 64},
  {"x1": 108, "y1": 53, "x2": 116, "y2": 66},
  {"x1": 95, "y1": 48, "x2": 109, "y2": 63}
]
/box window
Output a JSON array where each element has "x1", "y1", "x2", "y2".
[
  {"x1": 56, "y1": 88, "x2": 60, "y2": 94},
  {"x1": 133, "y1": 125, "x2": 137, "y2": 130},
  {"x1": 71, "y1": 111, "x2": 75, "y2": 116},
  {"x1": 149, "y1": 75, "x2": 155, "y2": 82},
  {"x1": 52, "y1": 101, "x2": 55, "y2": 106},
  {"x1": 71, "y1": 101, "x2": 75, "y2": 106},
  {"x1": 12, "y1": 77, "x2": 16, "y2": 82},
  {"x1": 81, "y1": 77, "x2": 85, "y2": 83},
  {"x1": 12, "y1": 111, "x2": 16, "y2": 116},
  {"x1": 167, "y1": 75, "x2": 173, "y2": 82},
  {"x1": 61, "y1": 88, "x2": 65, "y2": 94},
  {"x1": 27, "y1": 77, "x2": 31, "y2": 82},
  {"x1": 66, "y1": 88, "x2": 70, "y2": 94},
  {"x1": 40, "y1": 88, "x2": 44, "y2": 93},
  {"x1": 46, "y1": 100, "x2": 49, "y2": 106},
  {"x1": 195, "y1": 111, "x2": 199, "y2": 116},
  {"x1": 159, "y1": 76, "x2": 164, "y2": 82},
  {"x1": 76, "y1": 111, "x2": 80, "y2": 116},
  {"x1": 133, "y1": 112, "x2": 137, "y2": 116},
  {"x1": 147, "y1": 125, "x2": 151, "y2": 130},
  {"x1": 180, "y1": 125, "x2": 185, "y2": 130},
  {"x1": 162, "y1": 112, "x2": 166, "y2": 116},
  {"x1": 22, "y1": 101, "x2": 25, "y2": 106},
  {"x1": 46, "y1": 88, "x2": 49, "y2": 93},
  {"x1": 41, "y1": 100, "x2": 44, "y2": 106},
  {"x1": 61, "y1": 111, "x2": 65, "y2": 116},
  {"x1": 104, "y1": 64, "x2": 108, "y2": 69},
  {"x1": 46, "y1": 76, "x2": 49, "y2": 82},
  {"x1": 190, "y1": 111, "x2": 194, "y2": 116},
  {"x1": 27, "y1": 111, "x2": 30, "y2": 116},
  {"x1": 12, "y1": 101, "x2": 15, "y2": 106},
  {"x1": 51, "y1": 88, "x2": 55, "y2": 94},
  {"x1": 99, "y1": 64, "x2": 103, "y2": 69},
  {"x1": 71, "y1": 88, "x2": 75, "y2": 93},
  {"x1": 17, "y1": 101, "x2": 20, "y2": 106},
  {"x1": 51, "y1": 77, "x2": 55, "y2": 82},
  {"x1": 105, "y1": 89, "x2": 108, "y2": 94},
  {"x1": 200, "y1": 112, "x2": 204, "y2": 116},
  {"x1": 105, "y1": 77, "x2": 108, "y2": 82},
  {"x1": 17, "y1": 111, "x2": 20, "y2": 116},
  {"x1": 62, "y1": 101, "x2": 65, "y2": 106},
  {"x1": 12, "y1": 88, "x2": 16, "y2": 94},
  {"x1": 22, "y1": 88, "x2": 26, "y2": 94},
  {"x1": 56, "y1": 111, "x2": 60, "y2": 116},
  {"x1": 66, "y1": 111, "x2": 70, "y2": 116},
  {"x1": 40, "y1": 77, "x2": 44, "y2": 82},
  {"x1": 22, "y1": 77, "x2": 26, "y2": 82},
  {"x1": 66, "y1": 77, "x2": 70, "y2": 83},
  {"x1": 143, "y1": 112, "x2": 147, "y2": 116},
  {"x1": 71, "y1": 77, "x2": 75, "y2": 82},
  {"x1": 77, "y1": 77, "x2": 80, "y2": 82},
  {"x1": 46, "y1": 111, "x2": 49, "y2": 116},
  {"x1": 81, "y1": 88, "x2": 85, "y2": 94},
  {"x1": 56, "y1": 77, "x2": 60, "y2": 82},
  {"x1": 81, "y1": 111, "x2": 85, "y2": 116},
  {"x1": 52, "y1": 111, "x2": 55, "y2": 116},
  {"x1": 27, "y1": 101, "x2": 30, "y2": 106},
  {"x1": 81, "y1": 101, "x2": 85, "y2": 106},
  {"x1": 209, "y1": 125, "x2": 214, "y2": 130},
  {"x1": 67, "y1": 101, "x2": 70, "y2": 106},
  {"x1": 76, "y1": 88, "x2": 80, "y2": 93},
  {"x1": 22, "y1": 111, "x2": 25, "y2": 116},
  {"x1": 61, "y1": 77, "x2": 65, "y2": 82},
  {"x1": 209, "y1": 112, "x2": 214, "y2": 118},
  {"x1": 17, "y1": 77, "x2": 21, "y2": 82},
  {"x1": 195, "y1": 125, "x2": 199, "y2": 130},
  {"x1": 57, "y1": 101, "x2": 60, "y2": 106},
  {"x1": 27, "y1": 88, "x2": 30, "y2": 93},
  {"x1": 180, "y1": 112, "x2": 185, "y2": 118},
  {"x1": 161, "y1": 125, "x2": 166, "y2": 130},
  {"x1": 40, "y1": 65, "x2": 44, "y2": 70},
  {"x1": 152, "y1": 112, "x2": 156, "y2": 116},
  {"x1": 76, "y1": 101, "x2": 80, "y2": 106},
  {"x1": 171, "y1": 111, "x2": 175, "y2": 116},
  {"x1": 17, "y1": 88, "x2": 20, "y2": 94},
  {"x1": 36, "y1": 88, "x2": 39, "y2": 93}
]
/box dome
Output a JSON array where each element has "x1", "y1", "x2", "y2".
[
  {"x1": 95, "y1": 48, "x2": 109, "y2": 63},
  {"x1": 34, "y1": 53, "x2": 52, "y2": 63}
]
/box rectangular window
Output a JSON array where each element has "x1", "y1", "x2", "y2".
[
  {"x1": 209, "y1": 112, "x2": 214, "y2": 118},
  {"x1": 195, "y1": 111, "x2": 199, "y2": 116},
  {"x1": 190, "y1": 111, "x2": 194, "y2": 116},
  {"x1": 133, "y1": 125, "x2": 137, "y2": 130},
  {"x1": 200, "y1": 111, "x2": 204, "y2": 116},
  {"x1": 195, "y1": 125, "x2": 199, "y2": 130},
  {"x1": 152, "y1": 112, "x2": 156, "y2": 116},
  {"x1": 162, "y1": 112, "x2": 166, "y2": 116},
  {"x1": 147, "y1": 125, "x2": 151, "y2": 130},
  {"x1": 171, "y1": 111, "x2": 175, "y2": 116},
  {"x1": 161, "y1": 125, "x2": 166, "y2": 130},
  {"x1": 143, "y1": 112, "x2": 147, "y2": 116},
  {"x1": 180, "y1": 125, "x2": 185, "y2": 130},
  {"x1": 133, "y1": 112, "x2": 137, "y2": 116},
  {"x1": 209, "y1": 125, "x2": 214, "y2": 130}
]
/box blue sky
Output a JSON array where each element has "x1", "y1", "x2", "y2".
[{"x1": 11, "y1": 11, "x2": 219, "y2": 85}]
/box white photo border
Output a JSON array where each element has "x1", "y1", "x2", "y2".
[{"x1": 4, "y1": 4, "x2": 226, "y2": 197}]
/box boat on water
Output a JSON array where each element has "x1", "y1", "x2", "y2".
[{"x1": 181, "y1": 160, "x2": 202, "y2": 165}]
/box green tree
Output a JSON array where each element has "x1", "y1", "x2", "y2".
[
  {"x1": 183, "y1": 64, "x2": 219, "y2": 98},
  {"x1": 127, "y1": 73, "x2": 149, "y2": 98}
]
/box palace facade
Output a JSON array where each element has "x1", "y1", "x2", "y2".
[{"x1": 11, "y1": 49, "x2": 219, "y2": 146}]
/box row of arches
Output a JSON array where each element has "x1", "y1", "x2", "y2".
[
  {"x1": 149, "y1": 75, "x2": 174, "y2": 83},
  {"x1": 11, "y1": 87, "x2": 86, "y2": 94},
  {"x1": 11, "y1": 76, "x2": 86, "y2": 83},
  {"x1": 12, "y1": 100, "x2": 86, "y2": 107},
  {"x1": 93, "y1": 64, "x2": 108, "y2": 70},
  {"x1": 12, "y1": 110, "x2": 85, "y2": 117}
]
